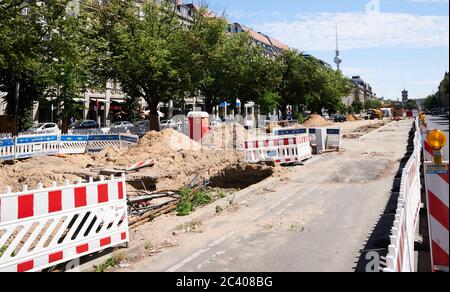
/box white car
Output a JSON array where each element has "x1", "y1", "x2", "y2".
[
  {"x1": 160, "y1": 119, "x2": 178, "y2": 130},
  {"x1": 109, "y1": 121, "x2": 138, "y2": 134},
  {"x1": 27, "y1": 123, "x2": 60, "y2": 134}
]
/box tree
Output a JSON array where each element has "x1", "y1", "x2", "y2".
[
  {"x1": 105, "y1": 0, "x2": 191, "y2": 130},
  {"x1": 371, "y1": 99, "x2": 383, "y2": 109},
  {"x1": 0, "y1": 1, "x2": 69, "y2": 132},
  {"x1": 352, "y1": 98, "x2": 363, "y2": 114}
]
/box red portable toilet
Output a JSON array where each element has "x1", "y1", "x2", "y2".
[{"x1": 188, "y1": 112, "x2": 210, "y2": 141}]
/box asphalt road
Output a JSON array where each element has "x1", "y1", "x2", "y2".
[
  {"x1": 122, "y1": 120, "x2": 412, "y2": 272},
  {"x1": 426, "y1": 115, "x2": 449, "y2": 161}
]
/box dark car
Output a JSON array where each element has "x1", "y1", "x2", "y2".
[
  {"x1": 333, "y1": 114, "x2": 347, "y2": 123},
  {"x1": 69, "y1": 120, "x2": 99, "y2": 130}
]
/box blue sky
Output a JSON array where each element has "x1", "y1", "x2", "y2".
[{"x1": 206, "y1": 0, "x2": 449, "y2": 100}]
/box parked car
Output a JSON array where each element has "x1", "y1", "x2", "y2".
[
  {"x1": 333, "y1": 114, "x2": 347, "y2": 123},
  {"x1": 27, "y1": 123, "x2": 60, "y2": 134},
  {"x1": 108, "y1": 121, "x2": 139, "y2": 134},
  {"x1": 160, "y1": 119, "x2": 178, "y2": 130},
  {"x1": 69, "y1": 120, "x2": 99, "y2": 130},
  {"x1": 136, "y1": 120, "x2": 150, "y2": 134}
]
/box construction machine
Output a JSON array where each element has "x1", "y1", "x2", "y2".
[{"x1": 392, "y1": 102, "x2": 404, "y2": 121}]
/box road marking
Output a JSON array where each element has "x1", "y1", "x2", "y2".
[{"x1": 167, "y1": 232, "x2": 236, "y2": 272}]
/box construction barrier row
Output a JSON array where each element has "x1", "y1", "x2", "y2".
[
  {"x1": 244, "y1": 130, "x2": 312, "y2": 164},
  {"x1": 384, "y1": 124, "x2": 422, "y2": 272},
  {"x1": 0, "y1": 133, "x2": 139, "y2": 161},
  {"x1": 0, "y1": 175, "x2": 129, "y2": 272}
]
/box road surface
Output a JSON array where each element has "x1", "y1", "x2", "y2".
[
  {"x1": 121, "y1": 120, "x2": 413, "y2": 272},
  {"x1": 426, "y1": 115, "x2": 449, "y2": 161}
]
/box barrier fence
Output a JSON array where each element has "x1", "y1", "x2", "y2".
[
  {"x1": 0, "y1": 175, "x2": 129, "y2": 272},
  {"x1": 0, "y1": 133, "x2": 139, "y2": 162},
  {"x1": 244, "y1": 130, "x2": 312, "y2": 164},
  {"x1": 384, "y1": 120, "x2": 422, "y2": 272}
]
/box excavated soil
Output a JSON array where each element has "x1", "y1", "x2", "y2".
[
  {"x1": 301, "y1": 114, "x2": 333, "y2": 127},
  {"x1": 0, "y1": 129, "x2": 275, "y2": 192}
]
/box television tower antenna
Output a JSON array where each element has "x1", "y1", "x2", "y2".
[{"x1": 334, "y1": 24, "x2": 342, "y2": 72}]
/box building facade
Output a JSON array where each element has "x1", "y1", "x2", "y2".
[{"x1": 228, "y1": 23, "x2": 289, "y2": 58}]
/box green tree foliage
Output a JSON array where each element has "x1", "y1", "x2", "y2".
[
  {"x1": 352, "y1": 98, "x2": 363, "y2": 114},
  {"x1": 424, "y1": 93, "x2": 439, "y2": 110},
  {"x1": 101, "y1": 0, "x2": 191, "y2": 130}
]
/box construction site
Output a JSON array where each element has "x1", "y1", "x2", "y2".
[{"x1": 1, "y1": 113, "x2": 405, "y2": 272}]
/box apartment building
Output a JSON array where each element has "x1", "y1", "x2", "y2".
[{"x1": 228, "y1": 23, "x2": 289, "y2": 58}]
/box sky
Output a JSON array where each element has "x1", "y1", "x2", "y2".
[{"x1": 205, "y1": 0, "x2": 449, "y2": 100}]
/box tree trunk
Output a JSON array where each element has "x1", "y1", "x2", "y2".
[
  {"x1": 204, "y1": 95, "x2": 214, "y2": 115},
  {"x1": 149, "y1": 102, "x2": 160, "y2": 131}
]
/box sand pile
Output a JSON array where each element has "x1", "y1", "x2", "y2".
[
  {"x1": 0, "y1": 128, "x2": 265, "y2": 192},
  {"x1": 0, "y1": 164, "x2": 80, "y2": 192},
  {"x1": 346, "y1": 115, "x2": 356, "y2": 122},
  {"x1": 201, "y1": 123, "x2": 249, "y2": 149},
  {"x1": 301, "y1": 114, "x2": 333, "y2": 127}
]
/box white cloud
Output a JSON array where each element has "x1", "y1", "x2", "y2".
[{"x1": 253, "y1": 12, "x2": 449, "y2": 51}]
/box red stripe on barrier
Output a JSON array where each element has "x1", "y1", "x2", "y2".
[
  {"x1": 428, "y1": 190, "x2": 449, "y2": 230},
  {"x1": 97, "y1": 184, "x2": 108, "y2": 203},
  {"x1": 49, "y1": 251, "x2": 64, "y2": 263},
  {"x1": 17, "y1": 260, "x2": 34, "y2": 272},
  {"x1": 432, "y1": 241, "x2": 450, "y2": 270},
  {"x1": 284, "y1": 138, "x2": 289, "y2": 146},
  {"x1": 18, "y1": 194, "x2": 34, "y2": 219},
  {"x1": 76, "y1": 244, "x2": 89, "y2": 254},
  {"x1": 121, "y1": 232, "x2": 127, "y2": 241},
  {"x1": 74, "y1": 187, "x2": 87, "y2": 208},
  {"x1": 48, "y1": 190, "x2": 62, "y2": 213},
  {"x1": 118, "y1": 182, "x2": 124, "y2": 200},
  {"x1": 438, "y1": 172, "x2": 449, "y2": 184},
  {"x1": 100, "y1": 237, "x2": 112, "y2": 247}
]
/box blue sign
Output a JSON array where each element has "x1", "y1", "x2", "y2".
[
  {"x1": 0, "y1": 139, "x2": 14, "y2": 147},
  {"x1": 88, "y1": 135, "x2": 120, "y2": 141},
  {"x1": 61, "y1": 135, "x2": 88, "y2": 142},
  {"x1": 327, "y1": 129, "x2": 341, "y2": 135},
  {"x1": 16, "y1": 135, "x2": 58, "y2": 144},
  {"x1": 309, "y1": 129, "x2": 317, "y2": 134},
  {"x1": 274, "y1": 128, "x2": 307, "y2": 136},
  {"x1": 121, "y1": 135, "x2": 139, "y2": 144}
]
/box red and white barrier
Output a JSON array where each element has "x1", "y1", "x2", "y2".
[
  {"x1": 424, "y1": 162, "x2": 449, "y2": 272},
  {"x1": 244, "y1": 134, "x2": 311, "y2": 164},
  {"x1": 0, "y1": 175, "x2": 129, "y2": 272},
  {"x1": 126, "y1": 159, "x2": 155, "y2": 172}
]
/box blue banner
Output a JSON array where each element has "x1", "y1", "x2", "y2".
[
  {"x1": 61, "y1": 135, "x2": 89, "y2": 142},
  {"x1": 274, "y1": 128, "x2": 307, "y2": 136},
  {"x1": 120, "y1": 135, "x2": 139, "y2": 144},
  {"x1": 309, "y1": 129, "x2": 317, "y2": 134},
  {"x1": 16, "y1": 135, "x2": 58, "y2": 144},
  {"x1": 326, "y1": 129, "x2": 341, "y2": 135},
  {"x1": 0, "y1": 138, "x2": 14, "y2": 147},
  {"x1": 88, "y1": 135, "x2": 121, "y2": 141}
]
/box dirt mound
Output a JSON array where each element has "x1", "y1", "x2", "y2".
[
  {"x1": 346, "y1": 115, "x2": 356, "y2": 122},
  {"x1": 0, "y1": 164, "x2": 80, "y2": 192},
  {"x1": 201, "y1": 123, "x2": 248, "y2": 149},
  {"x1": 301, "y1": 114, "x2": 333, "y2": 127}
]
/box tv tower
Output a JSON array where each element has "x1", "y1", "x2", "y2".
[{"x1": 334, "y1": 25, "x2": 342, "y2": 72}]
